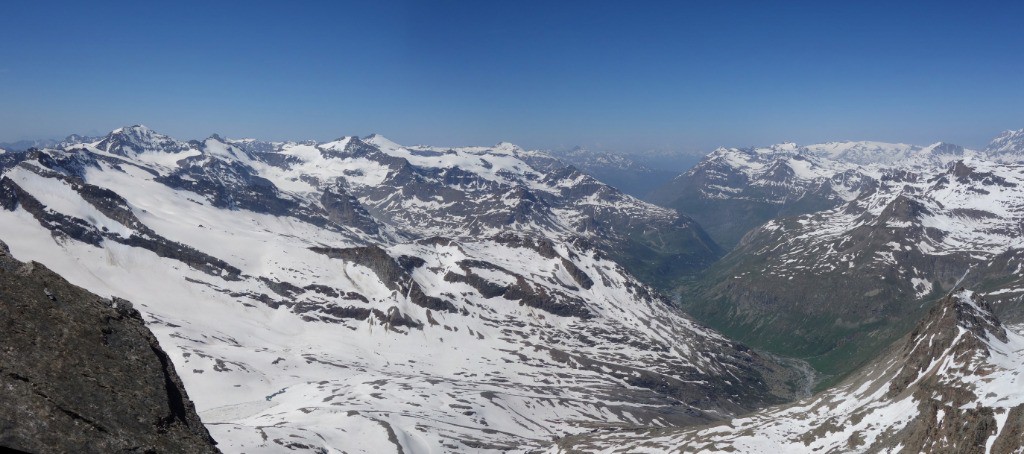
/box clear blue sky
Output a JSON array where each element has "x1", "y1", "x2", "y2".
[{"x1": 3, "y1": 1, "x2": 1023, "y2": 152}]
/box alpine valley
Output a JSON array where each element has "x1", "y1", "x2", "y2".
[
  {"x1": 1, "y1": 125, "x2": 1022, "y2": 453},
  {"x1": 653, "y1": 131, "x2": 1024, "y2": 389}
]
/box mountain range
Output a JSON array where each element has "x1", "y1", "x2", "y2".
[
  {"x1": 653, "y1": 130, "x2": 1024, "y2": 387},
  {"x1": 0, "y1": 126, "x2": 797, "y2": 452},
  {"x1": 1, "y1": 125, "x2": 1022, "y2": 452}
]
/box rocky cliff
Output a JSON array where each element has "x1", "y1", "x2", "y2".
[{"x1": 0, "y1": 241, "x2": 218, "y2": 453}]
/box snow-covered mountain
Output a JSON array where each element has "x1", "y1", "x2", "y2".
[
  {"x1": 681, "y1": 156, "x2": 1024, "y2": 381},
  {"x1": 0, "y1": 134, "x2": 107, "y2": 153},
  {"x1": 554, "y1": 289, "x2": 1024, "y2": 452},
  {"x1": 0, "y1": 138, "x2": 60, "y2": 152},
  {"x1": 223, "y1": 133, "x2": 722, "y2": 288},
  {"x1": 649, "y1": 142, "x2": 870, "y2": 248},
  {"x1": 985, "y1": 128, "x2": 1024, "y2": 162},
  {"x1": 648, "y1": 136, "x2": 1010, "y2": 249},
  {"x1": 0, "y1": 126, "x2": 798, "y2": 453},
  {"x1": 804, "y1": 140, "x2": 974, "y2": 167},
  {"x1": 651, "y1": 130, "x2": 1024, "y2": 386}
]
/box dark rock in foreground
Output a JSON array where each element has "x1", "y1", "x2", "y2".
[{"x1": 0, "y1": 241, "x2": 218, "y2": 453}]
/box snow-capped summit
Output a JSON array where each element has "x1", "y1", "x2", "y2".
[
  {"x1": 491, "y1": 141, "x2": 521, "y2": 154},
  {"x1": 90, "y1": 124, "x2": 190, "y2": 157},
  {"x1": 361, "y1": 133, "x2": 403, "y2": 151},
  {"x1": 984, "y1": 128, "x2": 1024, "y2": 162},
  {"x1": 316, "y1": 136, "x2": 355, "y2": 151}
]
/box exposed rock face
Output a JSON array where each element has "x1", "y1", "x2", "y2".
[
  {"x1": 320, "y1": 183, "x2": 380, "y2": 235},
  {"x1": 0, "y1": 241, "x2": 218, "y2": 453},
  {"x1": 985, "y1": 128, "x2": 1024, "y2": 162},
  {"x1": 551, "y1": 289, "x2": 1024, "y2": 453}
]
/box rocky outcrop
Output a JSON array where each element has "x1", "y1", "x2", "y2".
[
  {"x1": 310, "y1": 244, "x2": 458, "y2": 313},
  {"x1": 320, "y1": 183, "x2": 380, "y2": 235},
  {"x1": 881, "y1": 291, "x2": 1021, "y2": 453},
  {"x1": 0, "y1": 241, "x2": 218, "y2": 453}
]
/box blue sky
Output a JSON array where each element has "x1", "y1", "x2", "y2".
[{"x1": 3, "y1": 1, "x2": 1023, "y2": 152}]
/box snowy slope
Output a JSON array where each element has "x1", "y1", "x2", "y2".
[
  {"x1": 553, "y1": 289, "x2": 1024, "y2": 453},
  {"x1": 0, "y1": 127, "x2": 796, "y2": 453}
]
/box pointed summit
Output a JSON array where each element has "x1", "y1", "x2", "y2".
[
  {"x1": 362, "y1": 133, "x2": 402, "y2": 152},
  {"x1": 888, "y1": 289, "x2": 1008, "y2": 396}
]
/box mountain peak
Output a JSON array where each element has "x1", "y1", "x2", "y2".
[
  {"x1": 770, "y1": 141, "x2": 799, "y2": 151},
  {"x1": 112, "y1": 124, "x2": 152, "y2": 134},
  {"x1": 95, "y1": 125, "x2": 185, "y2": 156},
  {"x1": 921, "y1": 141, "x2": 965, "y2": 155},
  {"x1": 362, "y1": 133, "x2": 402, "y2": 152},
  {"x1": 984, "y1": 128, "x2": 1024, "y2": 161},
  {"x1": 493, "y1": 141, "x2": 521, "y2": 153},
  {"x1": 887, "y1": 288, "x2": 1009, "y2": 400},
  {"x1": 948, "y1": 289, "x2": 1007, "y2": 342}
]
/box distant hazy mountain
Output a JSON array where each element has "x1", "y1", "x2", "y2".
[
  {"x1": 548, "y1": 146, "x2": 678, "y2": 198},
  {"x1": 0, "y1": 138, "x2": 59, "y2": 151},
  {"x1": 985, "y1": 127, "x2": 1024, "y2": 162}
]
